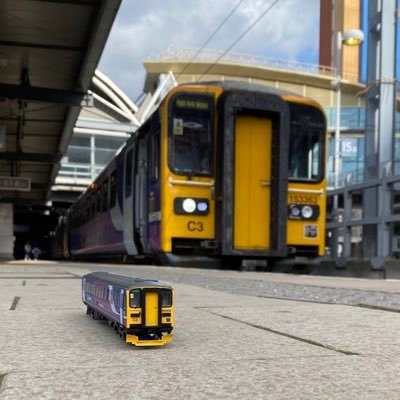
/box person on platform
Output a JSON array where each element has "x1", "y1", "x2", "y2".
[
  {"x1": 32, "y1": 243, "x2": 41, "y2": 261},
  {"x1": 24, "y1": 242, "x2": 32, "y2": 260}
]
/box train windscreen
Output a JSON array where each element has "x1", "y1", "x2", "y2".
[
  {"x1": 288, "y1": 103, "x2": 326, "y2": 182},
  {"x1": 168, "y1": 93, "x2": 214, "y2": 177}
]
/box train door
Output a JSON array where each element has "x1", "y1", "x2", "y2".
[
  {"x1": 234, "y1": 115, "x2": 271, "y2": 250},
  {"x1": 216, "y1": 90, "x2": 290, "y2": 257},
  {"x1": 123, "y1": 145, "x2": 138, "y2": 256},
  {"x1": 144, "y1": 290, "x2": 159, "y2": 327}
]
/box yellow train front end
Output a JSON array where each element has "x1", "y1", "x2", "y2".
[
  {"x1": 284, "y1": 96, "x2": 327, "y2": 260},
  {"x1": 159, "y1": 86, "x2": 220, "y2": 265},
  {"x1": 157, "y1": 82, "x2": 326, "y2": 267},
  {"x1": 125, "y1": 287, "x2": 174, "y2": 347}
]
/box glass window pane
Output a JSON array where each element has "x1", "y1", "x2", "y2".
[
  {"x1": 95, "y1": 136, "x2": 125, "y2": 150},
  {"x1": 288, "y1": 104, "x2": 326, "y2": 181},
  {"x1": 67, "y1": 146, "x2": 90, "y2": 164},
  {"x1": 130, "y1": 289, "x2": 140, "y2": 308},
  {"x1": 169, "y1": 94, "x2": 214, "y2": 177}
]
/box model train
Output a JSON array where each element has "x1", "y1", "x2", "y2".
[
  {"x1": 82, "y1": 272, "x2": 173, "y2": 346},
  {"x1": 54, "y1": 81, "x2": 327, "y2": 268}
]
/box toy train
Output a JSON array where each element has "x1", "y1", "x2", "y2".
[
  {"x1": 82, "y1": 272, "x2": 174, "y2": 346},
  {"x1": 54, "y1": 81, "x2": 327, "y2": 268}
]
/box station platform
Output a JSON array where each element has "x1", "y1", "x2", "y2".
[{"x1": 1, "y1": 261, "x2": 400, "y2": 399}]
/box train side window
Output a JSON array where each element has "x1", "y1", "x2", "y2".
[
  {"x1": 150, "y1": 132, "x2": 160, "y2": 182},
  {"x1": 110, "y1": 172, "x2": 117, "y2": 208},
  {"x1": 96, "y1": 192, "x2": 101, "y2": 213},
  {"x1": 91, "y1": 198, "x2": 96, "y2": 218},
  {"x1": 102, "y1": 179, "x2": 109, "y2": 211},
  {"x1": 125, "y1": 149, "x2": 133, "y2": 198}
]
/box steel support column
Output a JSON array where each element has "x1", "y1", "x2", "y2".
[{"x1": 363, "y1": 0, "x2": 397, "y2": 269}]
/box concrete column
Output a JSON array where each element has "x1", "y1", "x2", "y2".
[{"x1": 0, "y1": 203, "x2": 14, "y2": 259}]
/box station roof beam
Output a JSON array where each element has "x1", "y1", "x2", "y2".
[{"x1": 0, "y1": 0, "x2": 121, "y2": 208}]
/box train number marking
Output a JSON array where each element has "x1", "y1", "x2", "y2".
[
  {"x1": 187, "y1": 221, "x2": 204, "y2": 232},
  {"x1": 288, "y1": 195, "x2": 318, "y2": 205}
]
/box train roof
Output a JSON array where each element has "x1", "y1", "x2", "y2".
[
  {"x1": 179, "y1": 80, "x2": 303, "y2": 98},
  {"x1": 83, "y1": 272, "x2": 172, "y2": 290}
]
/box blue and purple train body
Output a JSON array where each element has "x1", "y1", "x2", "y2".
[{"x1": 82, "y1": 272, "x2": 174, "y2": 346}]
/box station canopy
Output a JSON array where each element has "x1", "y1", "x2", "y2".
[{"x1": 0, "y1": 0, "x2": 121, "y2": 208}]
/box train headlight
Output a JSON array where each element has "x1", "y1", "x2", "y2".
[
  {"x1": 288, "y1": 204, "x2": 319, "y2": 220},
  {"x1": 174, "y1": 198, "x2": 209, "y2": 215},
  {"x1": 182, "y1": 198, "x2": 196, "y2": 213},
  {"x1": 301, "y1": 205, "x2": 313, "y2": 219},
  {"x1": 197, "y1": 201, "x2": 208, "y2": 212},
  {"x1": 289, "y1": 205, "x2": 301, "y2": 218}
]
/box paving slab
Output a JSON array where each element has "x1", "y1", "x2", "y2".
[{"x1": 1, "y1": 262, "x2": 400, "y2": 399}]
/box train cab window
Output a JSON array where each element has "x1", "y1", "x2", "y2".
[
  {"x1": 161, "y1": 290, "x2": 172, "y2": 307},
  {"x1": 288, "y1": 103, "x2": 326, "y2": 182},
  {"x1": 125, "y1": 149, "x2": 133, "y2": 198},
  {"x1": 130, "y1": 289, "x2": 140, "y2": 308},
  {"x1": 110, "y1": 172, "x2": 117, "y2": 208},
  {"x1": 168, "y1": 94, "x2": 214, "y2": 177}
]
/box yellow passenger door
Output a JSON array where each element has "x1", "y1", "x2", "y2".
[
  {"x1": 144, "y1": 291, "x2": 159, "y2": 327},
  {"x1": 234, "y1": 115, "x2": 271, "y2": 250}
]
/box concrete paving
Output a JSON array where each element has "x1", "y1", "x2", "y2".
[{"x1": 1, "y1": 261, "x2": 400, "y2": 399}]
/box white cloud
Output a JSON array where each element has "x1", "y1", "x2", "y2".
[{"x1": 99, "y1": 0, "x2": 320, "y2": 100}]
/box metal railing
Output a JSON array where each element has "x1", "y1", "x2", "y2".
[
  {"x1": 327, "y1": 160, "x2": 400, "y2": 268},
  {"x1": 153, "y1": 47, "x2": 337, "y2": 78},
  {"x1": 56, "y1": 163, "x2": 104, "y2": 186}
]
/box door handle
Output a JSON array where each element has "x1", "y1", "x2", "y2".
[{"x1": 261, "y1": 180, "x2": 270, "y2": 187}]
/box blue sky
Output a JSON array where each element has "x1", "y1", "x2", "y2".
[{"x1": 99, "y1": 0, "x2": 320, "y2": 99}]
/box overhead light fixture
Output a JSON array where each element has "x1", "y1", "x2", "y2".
[{"x1": 342, "y1": 29, "x2": 364, "y2": 46}]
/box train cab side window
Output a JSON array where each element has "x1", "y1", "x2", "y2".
[
  {"x1": 130, "y1": 289, "x2": 140, "y2": 308},
  {"x1": 110, "y1": 172, "x2": 117, "y2": 208},
  {"x1": 125, "y1": 149, "x2": 133, "y2": 198},
  {"x1": 168, "y1": 94, "x2": 214, "y2": 177}
]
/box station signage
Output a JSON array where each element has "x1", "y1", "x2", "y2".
[{"x1": 0, "y1": 176, "x2": 31, "y2": 191}]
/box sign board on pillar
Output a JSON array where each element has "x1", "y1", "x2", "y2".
[{"x1": 0, "y1": 177, "x2": 31, "y2": 191}]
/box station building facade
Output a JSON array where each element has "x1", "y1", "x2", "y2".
[
  {"x1": 51, "y1": 70, "x2": 138, "y2": 201},
  {"x1": 142, "y1": 48, "x2": 399, "y2": 190}
]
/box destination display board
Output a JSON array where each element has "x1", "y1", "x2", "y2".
[{"x1": 0, "y1": 177, "x2": 31, "y2": 191}]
